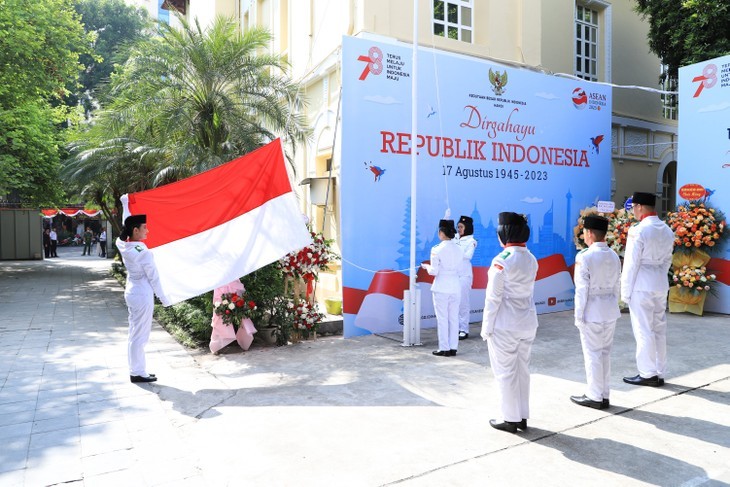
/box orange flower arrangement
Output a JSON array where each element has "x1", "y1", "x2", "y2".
[
  {"x1": 671, "y1": 265, "x2": 715, "y2": 295},
  {"x1": 665, "y1": 201, "x2": 726, "y2": 254}
]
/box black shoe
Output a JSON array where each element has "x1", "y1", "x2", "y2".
[
  {"x1": 623, "y1": 374, "x2": 663, "y2": 387},
  {"x1": 458, "y1": 332, "x2": 469, "y2": 340},
  {"x1": 130, "y1": 375, "x2": 157, "y2": 383},
  {"x1": 489, "y1": 419, "x2": 519, "y2": 433},
  {"x1": 432, "y1": 350, "x2": 448, "y2": 356},
  {"x1": 601, "y1": 399, "x2": 610, "y2": 409},
  {"x1": 517, "y1": 419, "x2": 527, "y2": 430},
  {"x1": 448, "y1": 349, "x2": 457, "y2": 356},
  {"x1": 570, "y1": 394, "x2": 603, "y2": 409}
]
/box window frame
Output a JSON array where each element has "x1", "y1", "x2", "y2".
[
  {"x1": 574, "y1": 3, "x2": 599, "y2": 82},
  {"x1": 433, "y1": 0, "x2": 473, "y2": 43}
]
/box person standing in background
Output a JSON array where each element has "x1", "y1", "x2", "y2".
[
  {"x1": 456, "y1": 215, "x2": 477, "y2": 340},
  {"x1": 99, "y1": 229, "x2": 107, "y2": 258},
  {"x1": 43, "y1": 229, "x2": 51, "y2": 258},
  {"x1": 49, "y1": 227, "x2": 58, "y2": 257},
  {"x1": 421, "y1": 219, "x2": 462, "y2": 357},
  {"x1": 621, "y1": 191, "x2": 675, "y2": 387},
  {"x1": 82, "y1": 227, "x2": 93, "y2": 256},
  {"x1": 570, "y1": 215, "x2": 621, "y2": 410}
]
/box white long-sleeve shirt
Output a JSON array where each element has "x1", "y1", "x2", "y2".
[
  {"x1": 116, "y1": 238, "x2": 170, "y2": 306},
  {"x1": 481, "y1": 245, "x2": 538, "y2": 336},
  {"x1": 574, "y1": 242, "x2": 621, "y2": 324},
  {"x1": 620, "y1": 215, "x2": 674, "y2": 302},
  {"x1": 423, "y1": 240, "x2": 462, "y2": 294},
  {"x1": 456, "y1": 235, "x2": 477, "y2": 278}
]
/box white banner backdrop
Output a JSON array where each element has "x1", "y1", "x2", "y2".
[
  {"x1": 340, "y1": 36, "x2": 612, "y2": 337},
  {"x1": 677, "y1": 54, "x2": 730, "y2": 314}
]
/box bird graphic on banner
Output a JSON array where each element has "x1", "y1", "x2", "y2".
[
  {"x1": 590, "y1": 135, "x2": 604, "y2": 154},
  {"x1": 368, "y1": 165, "x2": 386, "y2": 182}
]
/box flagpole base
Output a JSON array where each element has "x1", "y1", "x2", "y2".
[{"x1": 402, "y1": 289, "x2": 422, "y2": 347}]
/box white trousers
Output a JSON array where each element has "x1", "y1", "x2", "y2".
[
  {"x1": 628, "y1": 290, "x2": 668, "y2": 378},
  {"x1": 126, "y1": 291, "x2": 154, "y2": 377},
  {"x1": 487, "y1": 327, "x2": 536, "y2": 422},
  {"x1": 577, "y1": 320, "x2": 617, "y2": 402},
  {"x1": 433, "y1": 291, "x2": 459, "y2": 351},
  {"x1": 458, "y1": 275, "x2": 472, "y2": 333}
]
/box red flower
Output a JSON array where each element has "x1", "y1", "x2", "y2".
[
  {"x1": 248, "y1": 300, "x2": 256, "y2": 309},
  {"x1": 236, "y1": 300, "x2": 244, "y2": 308}
]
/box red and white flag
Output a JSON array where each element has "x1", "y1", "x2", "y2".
[{"x1": 120, "y1": 139, "x2": 311, "y2": 305}]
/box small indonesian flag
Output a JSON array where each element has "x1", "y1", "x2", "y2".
[{"x1": 121, "y1": 139, "x2": 311, "y2": 305}]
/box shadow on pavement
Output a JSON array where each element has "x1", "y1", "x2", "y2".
[{"x1": 543, "y1": 433, "x2": 709, "y2": 485}]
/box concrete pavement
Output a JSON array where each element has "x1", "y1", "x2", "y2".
[{"x1": 1, "y1": 246, "x2": 729, "y2": 486}]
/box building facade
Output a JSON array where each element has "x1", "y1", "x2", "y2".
[{"x1": 171, "y1": 0, "x2": 679, "y2": 301}]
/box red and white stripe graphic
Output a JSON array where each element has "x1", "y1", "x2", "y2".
[{"x1": 121, "y1": 139, "x2": 311, "y2": 305}]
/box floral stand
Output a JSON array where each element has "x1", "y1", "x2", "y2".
[{"x1": 668, "y1": 250, "x2": 711, "y2": 316}]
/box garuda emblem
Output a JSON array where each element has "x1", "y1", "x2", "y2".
[{"x1": 489, "y1": 68, "x2": 508, "y2": 96}]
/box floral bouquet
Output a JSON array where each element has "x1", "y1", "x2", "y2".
[
  {"x1": 574, "y1": 207, "x2": 636, "y2": 256},
  {"x1": 288, "y1": 300, "x2": 325, "y2": 332},
  {"x1": 670, "y1": 265, "x2": 716, "y2": 296},
  {"x1": 280, "y1": 230, "x2": 338, "y2": 282},
  {"x1": 665, "y1": 201, "x2": 726, "y2": 254},
  {"x1": 213, "y1": 292, "x2": 256, "y2": 327}
]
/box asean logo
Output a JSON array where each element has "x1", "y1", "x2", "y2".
[
  {"x1": 572, "y1": 87, "x2": 588, "y2": 109},
  {"x1": 357, "y1": 47, "x2": 384, "y2": 80}
]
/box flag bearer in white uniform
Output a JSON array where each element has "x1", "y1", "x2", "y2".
[
  {"x1": 116, "y1": 215, "x2": 171, "y2": 383},
  {"x1": 422, "y1": 219, "x2": 462, "y2": 357},
  {"x1": 481, "y1": 212, "x2": 538, "y2": 433},
  {"x1": 456, "y1": 215, "x2": 478, "y2": 340},
  {"x1": 621, "y1": 191, "x2": 675, "y2": 387},
  {"x1": 570, "y1": 215, "x2": 621, "y2": 410}
]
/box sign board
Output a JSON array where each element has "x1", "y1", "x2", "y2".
[
  {"x1": 677, "y1": 54, "x2": 730, "y2": 314},
  {"x1": 340, "y1": 36, "x2": 613, "y2": 336}
]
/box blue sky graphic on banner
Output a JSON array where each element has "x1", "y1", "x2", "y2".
[
  {"x1": 678, "y1": 54, "x2": 730, "y2": 314},
  {"x1": 340, "y1": 36, "x2": 612, "y2": 337}
]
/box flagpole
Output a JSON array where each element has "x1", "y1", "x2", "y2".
[{"x1": 404, "y1": 0, "x2": 421, "y2": 346}]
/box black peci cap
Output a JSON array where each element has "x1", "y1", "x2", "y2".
[
  {"x1": 632, "y1": 192, "x2": 656, "y2": 206},
  {"x1": 583, "y1": 215, "x2": 609, "y2": 232}
]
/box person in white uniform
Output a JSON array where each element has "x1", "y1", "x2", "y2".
[
  {"x1": 116, "y1": 215, "x2": 171, "y2": 383},
  {"x1": 481, "y1": 212, "x2": 538, "y2": 433},
  {"x1": 456, "y1": 215, "x2": 478, "y2": 340},
  {"x1": 570, "y1": 215, "x2": 621, "y2": 409},
  {"x1": 422, "y1": 219, "x2": 462, "y2": 357},
  {"x1": 621, "y1": 191, "x2": 675, "y2": 387}
]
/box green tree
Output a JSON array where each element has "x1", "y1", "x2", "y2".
[
  {"x1": 64, "y1": 15, "x2": 308, "y2": 229},
  {"x1": 72, "y1": 0, "x2": 151, "y2": 118},
  {"x1": 634, "y1": 0, "x2": 730, "y2": 80},
  {"x1": 105, "y1": 15, "x2": 309, "y2": 173},
  {"x1": 0, "y1": 0, "x2": 93, "y2": 205}
]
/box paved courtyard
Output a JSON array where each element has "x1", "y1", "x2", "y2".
[{"x1": 0, "y1": 247, "x2": 729, "y2": 486}]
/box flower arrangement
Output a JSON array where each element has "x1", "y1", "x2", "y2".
[
  {"x1": 213, "y1": 292, "x2": 256, "y2": 327},
  {"x1": 670, "y1": 265, "x2": 716, "y2": 295},
  {"x1": 279, "y1": 230, "x2": 338, "y2": 282},
  {"x1": 288, "y1": 300, "x2": 325, "y2": 333},
  {"x1": 665, "y1": 201, "x2": 726, "y2": 254},
  {"x1": 574, "y1": 207, "x2": 636, "y2": 256}
]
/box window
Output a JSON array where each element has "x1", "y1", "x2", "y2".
[
  {"x1": 433, "y1": 0, "x2": 472, "y2": 43},
  {"x1": 660, "y1": 64, "x2": 678, "y2": 120},
  {"x1": 575, "y1": 4, "x2": 598, "y2": 81}
]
